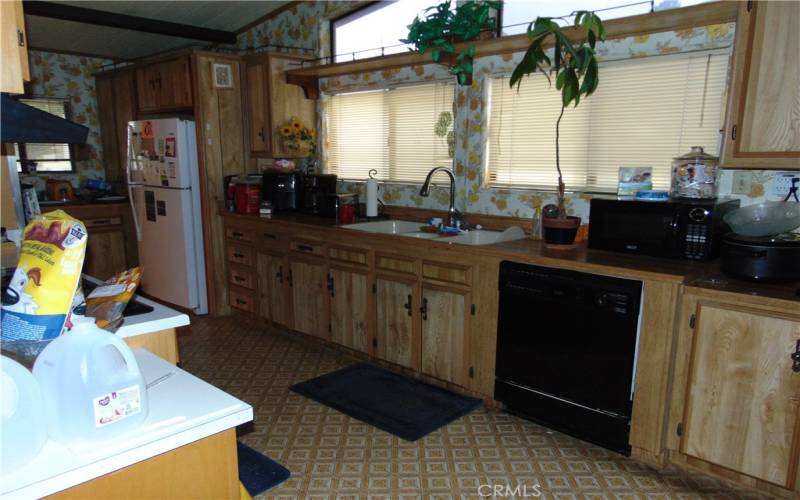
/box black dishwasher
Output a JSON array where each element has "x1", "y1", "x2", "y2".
[{"x1": 495, "y1": 261, "x2": 642, "y2": 454}]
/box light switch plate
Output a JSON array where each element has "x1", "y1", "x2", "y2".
[
  {"x1": 731, "y1": 171, "x2": 753, "y2": 195},
  {"x1": 773, "y1": 172, "x2": 800, "y2": 198}
]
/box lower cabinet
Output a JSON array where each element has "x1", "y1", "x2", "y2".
[
  {"x1": 84, "y1": 226, "x2": 127, "y2": 280},
  {"x1": 256, "y1": 252, "x2": 291, "y2": 327},
  {"x1": 375, "y1": 276, "x2": 416, "y2": 369},
  {"x1": 421, "y1": 286, "x2": 469, "y2": 386},
  {"x1": 329, "y1": 266, "x2": 370, "y2": 354},
  {"x1": 289, "y1": 257, "x2": 328, "y2": 338},
  {"x1": 677, "y1": 290, "x2": 800, "y2": 491}
]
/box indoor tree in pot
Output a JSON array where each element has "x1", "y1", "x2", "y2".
[
  {"x1": 510, "y1": 11, "x2": 605, "y2": 248},
  {"x1": 403, "y1": 0, "x2": 500, "y2": 85}
]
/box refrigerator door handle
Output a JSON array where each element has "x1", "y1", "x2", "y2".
[{"x1": 128, "y1": 185, "x2": 142, "y2": 241}]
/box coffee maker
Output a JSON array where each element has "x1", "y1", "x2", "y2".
[
  {"x1": 262, "y1": 172, "x2": 301, "y2": 211},
  {"x1": 301, "y1": 174, "x2": 337, "y2": 215}
]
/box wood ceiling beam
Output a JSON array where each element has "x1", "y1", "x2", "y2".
[{"x1": 23, "y1": 1, "x2": 237, "y2": 44}]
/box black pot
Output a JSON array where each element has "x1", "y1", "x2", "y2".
[
  {"x1": 720, "y1": 232, "x2": 800, "y2": 282},
  {"x1": 542, "y1": 216, "x2": 581, "y2": 247}
]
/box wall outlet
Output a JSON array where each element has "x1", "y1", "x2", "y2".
[
  {"x1": 773, "y1": 172, "x2": 800, "y2": 198},
  {"x1": 731, "y1": 171, "x2": 753, "y2": 195}
]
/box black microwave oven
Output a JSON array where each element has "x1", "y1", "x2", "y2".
[{"x1": 588, "y1": 197, "x2": 740, "y2": 260}]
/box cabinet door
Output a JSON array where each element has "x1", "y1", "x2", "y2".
[
  {"x1": 289, "y1": 258, "x2": 328, "y2": 338},
  {"x1": 160, "y1": 59, "x2": 193, "y2": 109},
  {"x1": 682, "y1": 303, "x2": 800, "y2": 487},
  {"x1": 135, "y1": 66, "x2": 159, "y2": 112},
  {"x1": 721, "y1": 1, "x2": 800, "y2": 168},
  {"x1": 84, "y1": 230, "x2": 127, "y2": 280},
  {"x1": 1, "y1": 0, "x2": 29, "y2": 94},
  {"x1": 376, "y1": 277, "x2": 415, "y2": 369},
  {"x1": 96, "y1": 77, "x2": 121, "y2": 183},
  {"x1": 329, "y1": 267, "x2": 370, "y2": 353},
  {"x1": 112, "y1": 72, "x2": 136, "y2": 183},
  {"x1": 246, "y1": 63, "x2": 269, "y2": 155},
  {"x1": 421, "y1": 287, "x2": 468, "y2": 386},
  {"x1": 266, "y1": 254, "x2": 291, "y2": 327},
  {"x1": 256, "y1": 253, "x2": 271, "y2": 321}
]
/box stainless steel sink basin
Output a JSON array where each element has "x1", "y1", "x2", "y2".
[{"x1": 343, "y1": 220, "x2": 423, "y2": 234}]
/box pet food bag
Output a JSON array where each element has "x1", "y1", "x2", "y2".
[
  {"x1": 86, "y1": 267, "x2": 142, "y2": 330},
  {"x1": 1, "y1": 210, "x2": 87, "y2": 342}
]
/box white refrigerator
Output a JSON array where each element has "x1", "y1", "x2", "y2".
[{"x1": 127, "y1": 118, "x2": 208, "y2": 315}]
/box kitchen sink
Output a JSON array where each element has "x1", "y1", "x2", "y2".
[
  {"x1": 343, "y1": 220, "x2": 423, "y2": 234},
  {"x1": 445, "y1": 227, "x2": 526, "y2": 246}
]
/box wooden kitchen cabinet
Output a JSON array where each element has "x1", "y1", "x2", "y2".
[
  {"x1": 720, "y1": 1, "x2": 800, "y2": 168},
  {"x1": 256, "y1": 251, "x2": 292, "y2": 327},
  {"x1": 96, "y1": 69, "x2": 136, "y2": 186},
  {"x1": 1, "y1": 0, "x2": 29, "y2": 94},
  {"x1": 244, "y1": 53, "x2": 316, "y2": 158},
  {"x1": 135, "y1": 57, "x2": 193, "y2": 113},
  {"x1": 289, "y1": 257, "x2": 328, "y2": 339},
  {"x1": 376, "y1": 277, "x2": 417, "y2": 369},
  {"x1": 421, "y1": 286, "x2": 469, "y2": 386},
  {"x1": 329, "y1": 266, "x2": 371, "y2": 354},
  {"x1": 671, "y1": 287, "x2": 800, "y2": 494}
]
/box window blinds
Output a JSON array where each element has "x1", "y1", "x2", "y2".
[
  {"x1": 18, "y1": 98, "x2": 73, "y2": 172},
  {"x1": 487, "y1": 50, "x2": 730, "y2": 192},
  {"x1": 326, "y1": 83, "x2": 455, "y2": 182}
]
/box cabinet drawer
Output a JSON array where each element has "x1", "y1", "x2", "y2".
[
  {"x1": 376, "y1": 253, "x2": 416, "y2": 276},
  {"x1": 227, "y1": 244, "x2": 254, "y2": 266},
  {"x1": 329, "y1": 245, "x2": 368, "y2": 267},
  {"x1": 422, "y1": 260, "x2": 472, "y2": 286},
  {"x1": 229, "y1": 265, "x2": 255, "y2": 290},
  {"x1": 290, "y1": 239, "x2": 324, "y2": 256},
  {"x1": 229, "y1": 286, "x2": 256, "y2": 313},
  {"x1": 257, "y1": 229, "x2": 285, "y2": 249},
  {"x1": 85, "y1": 217, "x2": 122, "y2": 229},
  {"x1": 226, "y1": 227, "x2": 254, "y2": 243}
]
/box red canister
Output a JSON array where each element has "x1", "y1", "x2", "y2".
[{"x1": 235, "y1": 179, "x2": 261, "y2": 215}]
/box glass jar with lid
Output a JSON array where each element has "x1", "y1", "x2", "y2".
[{"x1": 670, "y1": 146, "x2": 719, "y2": 199}]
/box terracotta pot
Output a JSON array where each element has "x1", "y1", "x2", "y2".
[{"x1": 542, "y1": 216, "x2": 581, "y2": 249}]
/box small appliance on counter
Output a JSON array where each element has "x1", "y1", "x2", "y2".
[
  {"x1": 45, "y1": 179, "x2": 75, "y2": 202},
  {"x1": 588, "y1": 196, "x2": 740, "y2": 260},
  {"x1": 323, "y1": 192, "x2": 359, "y2": 223},
  {"x1": 234, "y1": 176, "x2": 261, "y2": 215},
  {"x1": 301, "y1": 174, "x2": 337, "y2": 215},
  {"x1": 262, "y1": 171, "x2": 301, "y2": 211}
]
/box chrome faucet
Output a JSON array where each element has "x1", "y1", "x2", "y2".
[{"x1": 419, "y1": 166, "x2": 466, "y2": 229}]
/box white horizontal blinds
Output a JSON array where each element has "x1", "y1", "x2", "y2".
[
  {"x1": 18, "y1": 98, "x2": 72, "y2": 171},
  {"x1": 488, "y1": 50, "x2": 730, "y2": 191},
  {"x1": 326, "y1": 83, "x2": 455, "y2": 182},
  {"x1": 327, "y1": 90, "x2": 389, "y2": 179}
]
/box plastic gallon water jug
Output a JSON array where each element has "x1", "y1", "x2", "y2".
[
  {"x1": 1, "y1": 355, "x2": 47, "y2": 471},
  {"x1": 32, "y1": 316, "x2": 148, "y2": 444}
]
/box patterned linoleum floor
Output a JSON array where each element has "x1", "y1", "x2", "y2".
[{"x1": 177, "y1": 315, "x2": 772, "y2": 500}]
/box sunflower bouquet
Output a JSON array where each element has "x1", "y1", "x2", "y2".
[{"x1": 278, "y1": 116, "x2": 316, "y2": 158}]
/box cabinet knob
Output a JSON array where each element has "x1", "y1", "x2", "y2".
[
  {"x1": 791, "y1": 340, "x2": 800, "y2": 373},
  {"x1": 403, "y1": 294, "x2": 412, "y2": 316},
  {"x1": 420, "y1": 297, "x2": 428, "y2": 321},
  {"x1": 17, "y1": 30, "x2": 25, "y2": 47}
]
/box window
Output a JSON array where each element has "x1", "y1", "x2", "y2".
[
  {"x1": 499, "y1": 0, "x2": 714, "y2": 36},
  {"x1": 332, "y1": 0, "x2": 455, "y2": 63},
  {"x1": 326, "y1": 82, "x2": 455, "y2": 182},
  {"x1": 16, "y1": 98, "x2": 74, "y2": 173},
  {"x1": 486, "y1": 50, "x2": 729, "y2": 192}
]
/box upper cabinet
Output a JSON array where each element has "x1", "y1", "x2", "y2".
[
  {"x1": 96, "y1": 69, "x2": 136, "y2": 188},
  {"x1": 135, "y1": 57, "x2": 193, "y2": 113},
  {"x1": 721, "y1": 1, "x2": 800, "y2": 169},
  {"x1": 244, "y1": 53, "x2": 316, "y2": 158},
  {"x1": 1, "y1": 0, "x2": 30, "y2": 94}
]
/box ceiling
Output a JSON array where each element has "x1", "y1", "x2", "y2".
[{"x1": 25, "y1": 1, "x2": 293, "y2": 61}]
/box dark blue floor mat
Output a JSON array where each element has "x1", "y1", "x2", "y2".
[{"x1": 237, "y1": 442, "x2": 290, "y2": 496}]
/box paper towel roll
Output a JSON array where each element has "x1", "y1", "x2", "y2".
[{"x1": 366, "y1": 178, "x2": 378, "y2": 217}]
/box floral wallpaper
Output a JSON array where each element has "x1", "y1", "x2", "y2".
[
  {"x1": 20, "y1": 50, "x2": 111, "y2": 193},
  {"x1": 243, "y1": 8, "x2": 794, "y2": 222}
]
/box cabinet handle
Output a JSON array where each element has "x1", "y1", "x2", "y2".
[
  {"x1": 287, "y1": 269, "x2": 293, "y2": 287},
  {"x1": 263, "y1": 233, "x2": 277, "y2": 240},
  {"x1": 17, "y1": 30, "x2": 25, "y2": 47},
  {"x1": 236, "y1": 298, "x2": 246, "y2": 305},
  {"x1": 403, "y1": 294, "x2": 412, "y2": 316},
  {"x1": 276, "y1": 266, "x2": 283, "y2": 283},
  {"x1": 233, "y1": 252, "x2": 245, "y2": 259},
  {"x1": 92, "y1": 219, "x2": 111, "y2": 225},
  {"x1": 232, "y1": 231, "x2": 244, "y2": 238},
  {"x1": 731, "y1": 124, "x2": 737, "y2": 141},
  {"x1": 327, "y1": 274, "x2": 335, "y2": 297},
  {"x1": 234, "y1": 275, "x2": 245, "y2": 282},
  {"x1": 297, "y1": 244, "x2": 314, "y2": 252},
  {"x1": 792, "y1": 340, "x2": 800, "y2": 373},
  {"x1": 258, "y1": 127, "x2": 264, "y2": 138},
  {"x1": 420, "y1": 297, "x2": 428, "y2": 321}
]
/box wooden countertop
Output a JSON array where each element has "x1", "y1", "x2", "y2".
[{"x1": 224, "y1": 210, "x2": 800, "y2": 302}]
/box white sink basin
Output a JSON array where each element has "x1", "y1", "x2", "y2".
[
  {"x1": 446, "y1": 227, "x2": 526, "y2": 246},
  {"x1": 343, "y1": 220, "x2": 423, "y2": 234},
  {"x1": 401, "y1": 231, "x2": 441, "y2": 239}
]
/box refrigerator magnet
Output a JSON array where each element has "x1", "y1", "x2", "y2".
[
  {"x1": 142, "y1": 121, "x2": 154, "y2": 139},
  {"x1": 165, "y1": 136, "x2": 176, "y2": 157}
]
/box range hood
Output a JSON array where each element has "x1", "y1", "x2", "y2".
[{"x1": 1, "y1": 93, "x2": 89, "y2": 144}]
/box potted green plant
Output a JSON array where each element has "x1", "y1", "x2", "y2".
[
  {"x1": 509, "y1": 11, "x2": 605, "y2": 248},
  {"x1": 403, "y1": 0, "x2": 500, "y2": 85}
]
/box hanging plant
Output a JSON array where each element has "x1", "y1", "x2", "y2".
[{"x1": 403, "y1": 0, "x2": 500, "y2": 85}]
